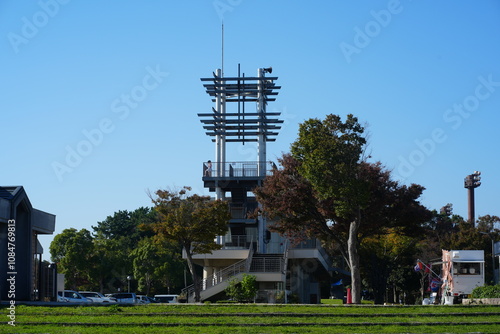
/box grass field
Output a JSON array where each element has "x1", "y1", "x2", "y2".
[{"x1": 2, "y1": 302, "x2": 500, "y2": 333}]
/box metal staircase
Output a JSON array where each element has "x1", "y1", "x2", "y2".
[
  {"x1": 181, "y1": 242, "x2": 290, "y2": 302},
  {"x1": 182, "y1": 246, "x2": 254, "y2": 302}
]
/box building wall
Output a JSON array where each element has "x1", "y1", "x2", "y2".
[
  {"x1": 0, "y1": 187, "x2": 55, "y2": 301},
  {"x1": 14, "y1": 202, "x2": 33, "y2": 301},
  {"x1": 288, "y1": 259, "x2": 322, "y2": 304},
  {"x1": 0, "y1": 221, "x2": 8, "y2": 300},
  {"x1": 0, "y1": 201, "x2": 32, "y2": 300}
]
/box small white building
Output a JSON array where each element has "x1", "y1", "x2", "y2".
[{"x1": 440, "y1": 249, "x2": 485, "y2": 303}]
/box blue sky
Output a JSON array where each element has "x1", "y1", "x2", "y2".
[{"x1": 2, "y1": 1, "x2": 500, "y2": 260}]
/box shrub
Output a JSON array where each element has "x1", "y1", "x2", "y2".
[
  {"x1": 471, "y1": 285, "x2": 500, "y2": 298},
  {"x1": 225, "y1": 274, "x2": 258, "y2": 302}
]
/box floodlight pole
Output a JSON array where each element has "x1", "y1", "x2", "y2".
[
  {"x1": 467, "y1": 185, "x2": 475, "y2": 224},
  {"x1": 464, "y1": 171, "x2": 481, "y2": 223}
]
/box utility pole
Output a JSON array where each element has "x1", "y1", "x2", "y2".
[
  {"x1": 480, "y1": 232, "x2": 496, "y2": 285},
  {"x1": 464, "y1": 171, "x2": 481, "y2": 223}
]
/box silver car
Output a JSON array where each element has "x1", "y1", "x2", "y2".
[
  {"x1": 79, "y1": 291, "x2": 117, "y2": 303},
  {"x1": 57, "y1": 290, "x2": 92, "y2": 303},
  {"x1": 109, "y1": 292, "x2": 138, "y2": 304}
]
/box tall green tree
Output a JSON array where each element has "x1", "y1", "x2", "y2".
[
  {"x1": 148, "y1": 187, "x2": 230, "y2": 302},
  {"x1": 50, "y1": 228, "x2": 96, "y2": 290},
  {"x1": 92, "y1": 207, "x2": 157, "y2": 292},
  {"x1": 92, "y1": 237, "x2": 125, "y2": 293},
  {"x1": 290, "y1": 114, "x2": 368, "y2": 304},
  {"x1": 255, "y1": 114, "x2": 431, "y2": 303}
]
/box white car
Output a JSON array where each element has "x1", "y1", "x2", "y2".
[
  {"x1": 79, "y1": 291, "x2": 117, "y2": 303},
  {"x1": 57, "y1": 290, "x2": 92, "y2": 303}
]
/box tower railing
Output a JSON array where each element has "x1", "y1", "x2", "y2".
[
  {"x1": 220, "y1": 235, "x2": 256, "y2": 249},
  {"x1": 202, "y1": 161, "x2": 276, "y2": 178}
]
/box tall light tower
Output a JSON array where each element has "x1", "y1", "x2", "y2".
[{"x1": 464, "y1": 171, "x2": 481, "y2": 223}]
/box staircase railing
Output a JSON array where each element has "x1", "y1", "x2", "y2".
[
  {"x1": 181, "y1": 239, "x2": 255, "y2": 301},
  {"x1": 245, "y1": 243, "x2": 255, "y2": 272}
]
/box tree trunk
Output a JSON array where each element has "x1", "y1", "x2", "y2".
[
  {"x1": 348, "y1": 220, "x2": 361, "y2": 304},
  {"x1": 99, "y1": 276, "x2": 104, "y2": 294},
  {"x1": 184, "y1": 244, "x2": 201, "y2": 302}
]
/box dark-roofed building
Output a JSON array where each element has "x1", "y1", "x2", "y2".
[{"x1": 0, "y1": 186, "x2": 56, "y2": 301}]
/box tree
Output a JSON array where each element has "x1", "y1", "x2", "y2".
[
  {"x1": 92, "y1": 207, "x2": 157, "y2": 292},
  {"x1": 130, "y1": 237, "x2": 185, "y2": 295},
  {"x1": 477, "y1": 215, "x2": 500, "y2": 233},
  {"x1": 92, "y1": 237, "x2": 124, "y2": 293},
  {"x1": 92, "y1": 207, "x2": 156, "y2": 250},
  {"x1": 50, "y1": 228, "x2": 96, "y2": 290},
  {"x1": 148, "y1": 187, "x2": 231, "y2": 302},
  {"x1": 255, "y1": 114, "x2": 431, "y2": 303},
  {"x1": 290, "y1": 114, "x2": 368, "y2": 304},
  {"x1": 446, "y1": 220, "x2": 484, "y2": 250},
  {"x1": 360, "y1": 227, "x2": 420, "y2": 304}
]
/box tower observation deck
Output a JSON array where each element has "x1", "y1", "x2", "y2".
[
  {"x1": 198, "y1": 67, "x2": 282, "y2": 199},
  {"x1": 190, "y1": 68, "x2": 330, "y2": 302}
]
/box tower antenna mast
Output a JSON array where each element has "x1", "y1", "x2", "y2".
[{"x1": 221, "y1": 22, "x2": 224, "y2": 76}]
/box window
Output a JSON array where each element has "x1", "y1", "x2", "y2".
[{"x1": 454, "y1": 262, "x2": 481, "y2": 275}]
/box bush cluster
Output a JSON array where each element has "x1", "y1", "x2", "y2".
[
  {"x1": 225, "y1": 274, "x2": 258, "y2": 302},
  {"x1": 471, "y1": 285, "x2": 500, "y2": 298}
]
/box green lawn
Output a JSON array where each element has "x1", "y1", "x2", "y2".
[{"x1": 2, "y1": 303, "x2": 500, "y2": 333}]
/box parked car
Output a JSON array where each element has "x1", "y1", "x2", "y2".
[
  {"x1": 109, "y1": 292, "x2": 138, "y2": 304},
  {"x1": 138, "y1": 295, "x2": 159, "y2": 303},
  {"x1": 154, "y1": 294, "x2": 179, "y2": 303},
  {"x1": 57, "y1": 290, "x2": 92, "y2": 303},
  {"x1": 136, "y1": 295, "x2": 152, "y2": 304},
  {"x1": 57, "y1": 294, "x2": 68, "y2": 302},
  {"x1": 79, "y1": 291, "x2": 117, "y2": 303},
  {"x1": 147, "y1": 296, "x2": 159, "y2": 303}
]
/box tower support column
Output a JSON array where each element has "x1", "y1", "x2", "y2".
[{"x1": 257, "y1": 68, "x2": 266, "y2": 178}]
